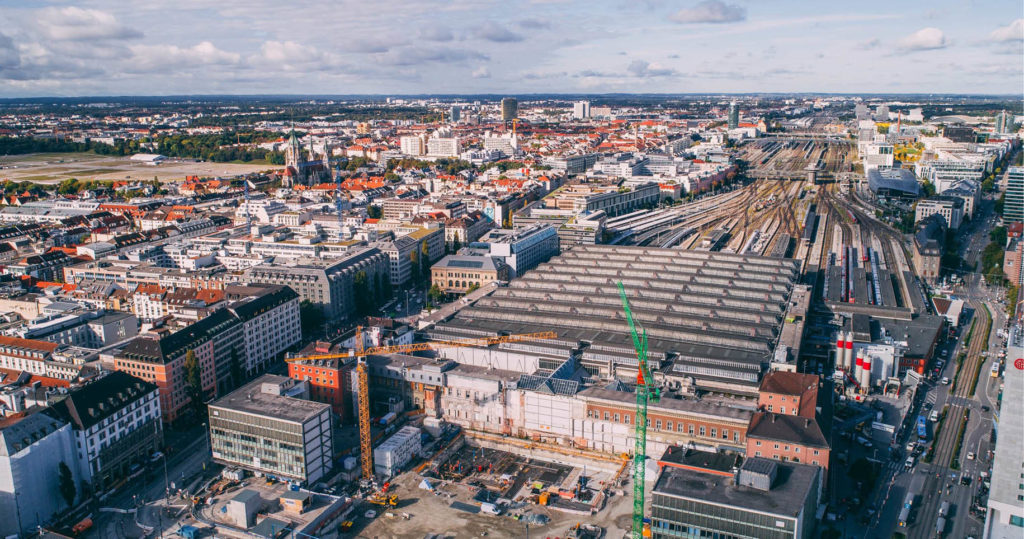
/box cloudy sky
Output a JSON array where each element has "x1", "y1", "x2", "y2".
[{"x1": 0, "y1": 0, "x2": 1021, "y2": 97}]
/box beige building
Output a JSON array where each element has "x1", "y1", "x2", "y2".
[{"x1": 430, "y1": 255, "x2": 509, "y2": 293}]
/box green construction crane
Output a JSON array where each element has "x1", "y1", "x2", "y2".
[{"x1": 617, "y1": 282, "x2": 659, "y2": 539}]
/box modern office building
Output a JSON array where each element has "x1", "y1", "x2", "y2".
[
  {"x1": 1006, "y1": 167, "x2": 1024, "y2": 223},
  {"x1": 728, "y1": 101, "x2": 739, "y2": 130},
  {"x1": 983, "y1": 325, "x2": 1024, "y2": 538},
  {"x1": 0, "y1": 410, "x2": 79, "y2": 538},
  {"x1": 50, "y1": 371, "x2": 162, "y2": 491},
  {"x1": 467, "y1": 224, "x2": 559, "y2": 277},
  {"x1": 572, "y1": 101, "x2": 590, "y2": 120},
  {"x1": 246, "y1": 247, "x2": 389, "y2": 319},
  {"x1": 650, "y1": 452, "x2": 821, "y2": 539},
  {"x1": 209, "y1": 375, "x2": 333, "y2": 485},
  {"x1": 500, "y1": 97, "x2": 518, "y2": 122},
  {"x1": 914, "y1": 196, "x2": 964, "y2": 230}
]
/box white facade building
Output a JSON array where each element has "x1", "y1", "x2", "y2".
[{"x1": 0, "y1": 412, "x2": 80, "y2": 538}]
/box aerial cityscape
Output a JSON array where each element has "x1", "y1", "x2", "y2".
[{"x1": 0, "y1": 2, "x2": 1021, "y2": 539}]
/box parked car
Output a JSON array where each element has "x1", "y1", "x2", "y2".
[
  {"x1": 941, "y1": 377, "x2": 951, "y2": 385},
  {"x1": 967, "y1": 452, "x2": 976, "y2": 460}
]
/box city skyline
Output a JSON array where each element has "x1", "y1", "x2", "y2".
[{"x1": 0, "y1": 0, "x2": 1021, "y2": 98}]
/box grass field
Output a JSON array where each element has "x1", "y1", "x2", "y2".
[{"x1": 0, "y1": 152, "x2": 272, "y2": 184}]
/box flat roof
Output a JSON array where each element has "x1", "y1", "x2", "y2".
[
  {"x1": 653, "y1": 457, "x2": 819, "y2": 518},
  {"x1": 210, "y1": 375, "x2": 330, "y2": 424}
]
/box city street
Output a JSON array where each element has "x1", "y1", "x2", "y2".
[
  {"x1": 866, "y1": 188, "x2": 1006, "y2": 539},
  {"x1": 87, "y1": 427, "x2": 212, "y2": 539}
]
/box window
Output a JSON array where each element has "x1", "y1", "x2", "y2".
[
  {"x1": 666, "y1": 421, "x2": 672, "y2": 431},
  {"x1": 721, "y1": 429, "x2": 728, "y2": 440},
  {"x1": 614, "y1": 413, "x2": 620, "y2": 422},
  {"x1": 734, "y1": 432, "x2": 739, "y2": 442},
  {"x1": 813, "y1": 450, "x2": 820, "y2": 456},
  {"x1": 625, "y1": 415, "x2": 630, "y2": 425},
  {"x1": 604, "y1": 412, "x2": 609, "y2": 421},
  {"x1": 756, "y1": 441, "x2": 761, "y2": 447},
  {"x1": 774, "y1": 444, "x2": 780, "y2": 449},
  {"x1": 710, "y1": 428, "x2": 717, "y2": 438},
  {"x1": 656, "y1": 420, "x2": 662, "y2": 430},
  {"x1": 699, "y1": 426, "x2": 706, "y2": 437},
  {"x1": 780, "y1": 407, "x2": 786, "y2": 414},
  {"x1": 687, "y1": 424, "x2": 694, "y2": 435},
  {"x1": 1011, "y1": 515, "x2": 1024, "y2": 527}
]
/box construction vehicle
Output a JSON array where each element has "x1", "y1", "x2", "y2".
[
  {"x1": 368, "y1": 492, "x2": 399, "y2": 507},
  {"x1": 285, "y1": 329, "x2": 557, "y2": 484},
  {"x1": 618, "y1": 282, "x2": 659, "y2": 539}
]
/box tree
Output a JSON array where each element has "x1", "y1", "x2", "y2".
[
  {"x1": 409, "y1": 250, "x2": 420, "y2": 282},
  {"x1": 353, "y1": 270, "x2": 373, "y2": 316},
  {"x1": 58, "y1": 461, "x2": 75, "y2": 509},
  {"x1": 921, "y1": 180, "x2": 936, "y2": 197},
  {"x1": 419, "y1": 241, "x2": 430, "y2": 283},
  {"x1": 366, "y1": 205, "x2": 382, "y2": 219},
  {"x1": 184, "y1": 349, "x2": 204, "y2": 420},
  {"x1": 467, "y1": 282, "x2": 480, "y2": 293},
  {"x1": 428, "y1": 283, "x2": 444, "y2": 304},
  {"x1": 379, "y1": 272, "x2": 393, "y2": 301},
  {"x1": 450, "y1": 233, "x2": 462, "y2": 254},
  {"x1": 299, "y1": 299, "x2": 325, "y2": 338}
]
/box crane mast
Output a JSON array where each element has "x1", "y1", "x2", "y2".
[
  {"x1": 285, "y1": 330, "x2": 558, "y2": 485},
  {"x1": 618, "y1": 282, "x2": 658, "y2": 539},
  {"x1": 355, "y1": 327, "x2": 373, "y2": 482}
]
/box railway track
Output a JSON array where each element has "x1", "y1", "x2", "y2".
[{"x1": 908, "y1": 300, "x2": 989, "y2": 539}]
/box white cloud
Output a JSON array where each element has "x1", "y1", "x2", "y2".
[
  {"x1": 473, "y1": 22, "x2": 524, "y2": 42},
  {"x1": 37, "y1": 7, "x2": 142, "y2": 41},
  {"x1": 627, "y1": 59, "x2": 678, "y2": 77},
  {"x1": 250, "y1": 40, "x2": 341, "y2": 70},
  {"x1": 990, "y1": 19, "x2": 1024, "y2": 43},
  {"x1": 898, "y1": 27, "x2": 948, "y2": 51},
  {"x1": 670, "y1": 1, "x2": 745, "y2": 24},
  {"x1": 129, "y1": 42, "x2": 241, "y2": 72},
  {"x1": 420, "y1": 25, "x2": 454, "y2": 42},
  {"x1": 471, "y1": 66, "x2": 491, "y2": 78}
]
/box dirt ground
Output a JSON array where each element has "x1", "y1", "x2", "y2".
[
  {"x1": 351, "y1": 448, "x2": 640, "y2": 539},
  {"x1": 0, "y1": 152, "x2": 273, "y2": 184}
]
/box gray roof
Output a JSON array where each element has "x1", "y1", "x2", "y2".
[
  {"x1": 746, "y1": 412, "x2": 829, "y2": 448},
  {"x1": 867, "y1": 167, "x2": 920, "y2": 196},
  {"x1": 0, "y1": 411, "x2": 67, "y2": 457},
  {"x1": 432, "y1": 254, "x2": 506, "y2": 271},
  {"x1": 210, "y1": 375, "x2": 330, "y2": 424},
  {"x1": 653, "y1": 457, "x2": 820, "y2": 518}
]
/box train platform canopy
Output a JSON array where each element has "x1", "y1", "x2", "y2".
[{"x1": 867, "y1": 168, "x2": 920, "y2": 197}]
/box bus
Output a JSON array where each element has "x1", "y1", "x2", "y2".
[
  {"x1": 898, "y1": 492, "x2": 914, "y2": 527},
  {"x1": 916, "y1": 415, "x2": 928, "y2": 442}
]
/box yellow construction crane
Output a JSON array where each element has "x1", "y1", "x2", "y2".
[{"x1": 286, "y1": 329, "x2": 558, "y2": 482}]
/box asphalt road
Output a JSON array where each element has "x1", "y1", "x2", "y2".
[
  {"x1": 866, "y1": 189, "x2": 1006, "y2": 539},
  {"x1": 87, "y1": 428, "x2": 212, "y2": 539}
]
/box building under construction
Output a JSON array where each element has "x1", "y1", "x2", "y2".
[{"x1": 427, "y1": 245, "x2": 801, "y2": 398}]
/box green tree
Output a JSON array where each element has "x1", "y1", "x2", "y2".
[
  {"x1": 409, "y1": 250, "x2": 420, "y2": 282},
  {"x1": 467, "y1": 282, "x2": 480, "y2": 293},
  {"x1": 921, "y1": 180, "x2": 936, "y2": 197},
  {"x1": 450, "y1": 233, "x2": 462, "y2": 254},
  {"x1": 353, "y1": 270, "x2": 373, "y2": 316},
  {"x1": 419, "y1": 241, "x2": 430, "y2": 283},
  {"x1": 429, "y1": 283, "x2": 445, "y2": 303},
  {"x1": 367, "y1": 205, "x2": 383, "y2": 219},
  {"x1": 58, "y1": 461, "x2": 76, "y2": 509},
  {"x1": 184, "y1": 349, "x2": 204, "y2": 420},
  {"x1": 299, "y1": 299, "x2": 325, "y2": 338},
  {"x1": 1007, "y1": 285, "x2": 1019, "y2": 318}
]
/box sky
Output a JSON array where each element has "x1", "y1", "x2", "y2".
[{"x1": 0, "y1": 0, "x2": 1021, "y2": 97}]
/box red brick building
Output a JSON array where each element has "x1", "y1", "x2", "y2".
[
  {"x1": 287, "y1": 341, "x2": 355, "y2": 422},
  {"x1": 745, "y1": 412, "x2": 830, "y2": 470},
  {"x1": 757, "y1": 371, "x2": 819, "y2": 418}
]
